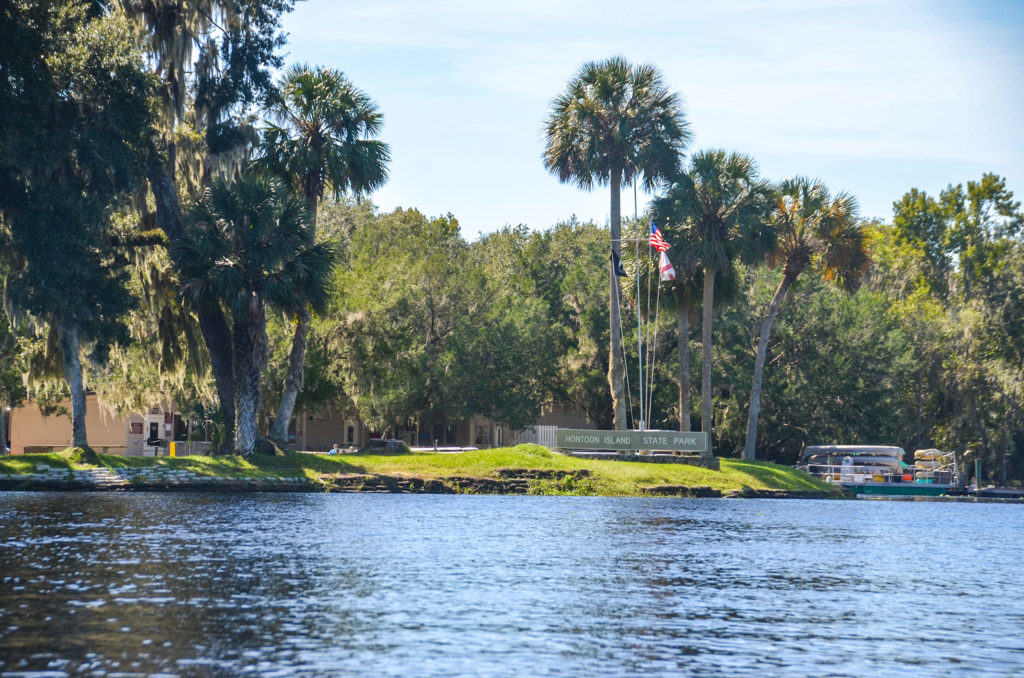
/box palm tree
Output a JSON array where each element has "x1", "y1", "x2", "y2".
[
  {"x1": 544, "y1": 56, "x2": 690, "y2": 429},
  {"x1": 173, "y1": 173, "x2": 336, "y2": 455},
  {"x1": 261, "y1": 64, "x2": 390, "y2": 443},
  {"x1": 122, "y1": 0, "x2": 294, "y2": 454},
  {"x1": 669, "y1": 264, "x2": 701, "y2": 433},
  {"x1": 742, "y1": 177, "x2": 869, "y2": 460},
  {"x1": 651, "y1": 151, "x2": 773, "y2": 454}
]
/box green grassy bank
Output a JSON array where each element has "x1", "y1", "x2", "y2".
[{"x1": 0, "y1": 444, "x2": 842, "y2": 497}]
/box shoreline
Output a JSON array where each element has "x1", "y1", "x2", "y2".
[
  {"x1": 0, "y1": 475, "x2": 841, "y2": 499},
  {"x1": 4, "y1": 475, "x2": 1017, "y2": 501},
  {"x1": 0, "y1": 444, "x2": 847, "y2": 499},
  {"x1": 0, "y1": 467, "x2": 840, "y2": 499}
]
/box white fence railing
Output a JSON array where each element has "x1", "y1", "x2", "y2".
[{"x1": 515, "y1": 425, "x2": 558, "y2": 449}]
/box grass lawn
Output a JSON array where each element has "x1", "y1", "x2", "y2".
[{"x1": 0, "y1": 444, "x2": 840, "y2": 496}]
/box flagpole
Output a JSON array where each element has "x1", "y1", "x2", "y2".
[
  {"x1": 634, "y1": 183, "x2": 644, "y2": 432},
  {"x1": 645, "y1": 220, "x2": 656, "y2": 425},
  {"x1": 648, "y1": 270, "x2": 661, "y2": 422},
  {"x1": 610, "y1": 249, "x2": 636, "y2": 429}
]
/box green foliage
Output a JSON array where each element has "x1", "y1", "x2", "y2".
[
  {"x1": 123, "y1": 0, "x2": 294, "y2": 150},
  {"x1": 894, "y1": 173, "x2": 1023, "y2": 303},
  {"x1": 176, "y1": 174, "x2": 336, "y2": 322},
  {"x1": 262, "y1": 198, "x2": 372, "y2": 420},
  {"x1": 0, "y1": 314, "x2": 28, "y2": 410},
  {"x1": 0, "y1": 1, "x2": 159, "y2": 447},
  {"x1": 510, "y1": 219, "x2": 613, "y2": 427},
  {"x1": 1, "y1": 3, "x2": 155, "y2": 342},
  {"x1": 330, "y1": 208, "x2": 558, "y2": 433},
  {"x1": 770, "y1": 177, "x2": 868, "y2": 288},
  {"x1": 892, "y1": 190, "x2": 951, "y2": 293},
  {"x1": 871, "y1": 175, "x2": 1024, "y2": 482},
  {"x1": 63, "y1": 446, "x2": 100, "y2": 466},
  {"x1": 714, "y1": 270, "x2": 917, "y2": 462}
]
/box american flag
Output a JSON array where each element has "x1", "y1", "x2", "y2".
[{"x1": 649, "y1": 222, "x2": 670, "y2": 251}]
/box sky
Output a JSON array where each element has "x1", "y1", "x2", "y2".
[{"x1": 280, "y1": 0, "x2": 1024, "y2": 241}]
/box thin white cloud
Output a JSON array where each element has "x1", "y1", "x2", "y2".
[{"x1": 281, "y1": 0, "x2": 1024, "y2": 237}]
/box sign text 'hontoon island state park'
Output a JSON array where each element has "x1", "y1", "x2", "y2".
[{"x1": 555, "y1": 429, "x2": 708, "y2": 454}]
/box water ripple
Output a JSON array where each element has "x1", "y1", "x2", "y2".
[{"x1": 0, "y1": 493, "x2": 1022, "y2": 676}]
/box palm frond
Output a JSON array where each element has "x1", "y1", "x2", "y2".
[
  {"x1": 543, "y1": 56, "x2": 690, "y2": 192},
  {"x1": 258, "y1": 64, "x2": 390, "y2": 208}
]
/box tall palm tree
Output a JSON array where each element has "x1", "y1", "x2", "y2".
[
  {"x1": 544, "y1": 56, "x2": 690, "y2": 429},
  {"x1": 652, "y1": 151, "x2": 773, "y2": 455},
  {"x1": 261, "y1": 64, "x2": 390, "y2": 443},
  {"x1": 742, "y1": 177, "x2": 869, "y2": 460},
  {"x1": 669, "y1": 264, "x2": 701, "y2": 433},
  {"x1": 173, "y1": 173, "x2": 336, "y2": 455},
  {"x1": 122, "y1": 0, "x2": 294, "y2": 453}
]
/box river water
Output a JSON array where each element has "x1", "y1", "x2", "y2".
[{"x1": 0, "y1": 493, "x2": 1021, "y2": 677}]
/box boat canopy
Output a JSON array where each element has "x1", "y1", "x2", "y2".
[{"x1": 799, "y1": 445, "x2": 905, "y2": 461}]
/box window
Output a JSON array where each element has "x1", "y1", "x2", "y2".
[
  {"x1": 173, "y1": 414, "x2": 188, "y2": 441},
  {"x1": 346, "y1": 426, "x2": 355, "y2": 444}
]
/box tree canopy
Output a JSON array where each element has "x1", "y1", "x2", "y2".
[{"x1": 4, "y1": 15, "x2": 1024, "y2": 484}]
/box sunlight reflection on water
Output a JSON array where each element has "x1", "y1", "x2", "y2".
[{"x1": 0, "y1": 493, "x2": 1022, "y2": 676}]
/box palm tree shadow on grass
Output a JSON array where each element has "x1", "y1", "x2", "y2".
[{"x1": 727, "y1": 459, "x2": 831, "y2": 490}]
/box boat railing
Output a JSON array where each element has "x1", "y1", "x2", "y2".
[
  {"x1": 801, "y1": 463, "x2": 954, "y2": 485},
  {"x1": 802, "y1": 463, "x2": 906, "y2": 483}
]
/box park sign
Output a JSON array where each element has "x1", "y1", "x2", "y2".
[{"x1": 555, "y1": 428, "x2": 708, "y2": 454}]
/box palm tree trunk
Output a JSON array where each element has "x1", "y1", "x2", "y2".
[
  {"x1": 59, "y1": 323, "x2": 88, "y2": 449},
  {"x1": 743, "y1": 273, "x2": 796, "y2": 461},
  {"x1": 148, "y1": 157, "x2": 236, "y2": 453},
  {"x1": 700, "y1": 266, "x2": 716, "y2": 457},
  {"x1": 675, "y1": 291, "x2": 691, "y2": 432},
  {"x1": 196, "y1": 304, "x2": 237, "y2": 453},
  {"x1": 233, "y1": 324, "x2": 260, "y2": 455},
  {"x1": 270, "y1": 310, "x2": 309, "y2": 442},
  {"x1": 0, "y1": 398, "x2": 8, "y2": 455},
  {"x1": 271, "y1": 194, "x2": 319, "y2": 444},
  {"x1": 608, "y1": 166, "x2": 626, "y2": 430}
]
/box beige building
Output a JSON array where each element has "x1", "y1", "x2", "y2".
[
  {"x1": 10, "y1": 395, "x2": 176, "y2": 455},
  {"x1": 8, "y1": 396, "x2": 592, "y2": 455}
]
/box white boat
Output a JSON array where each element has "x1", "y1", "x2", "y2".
[{"x1": 798, "y1": 444, "x2": 957, "y2": 497}]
